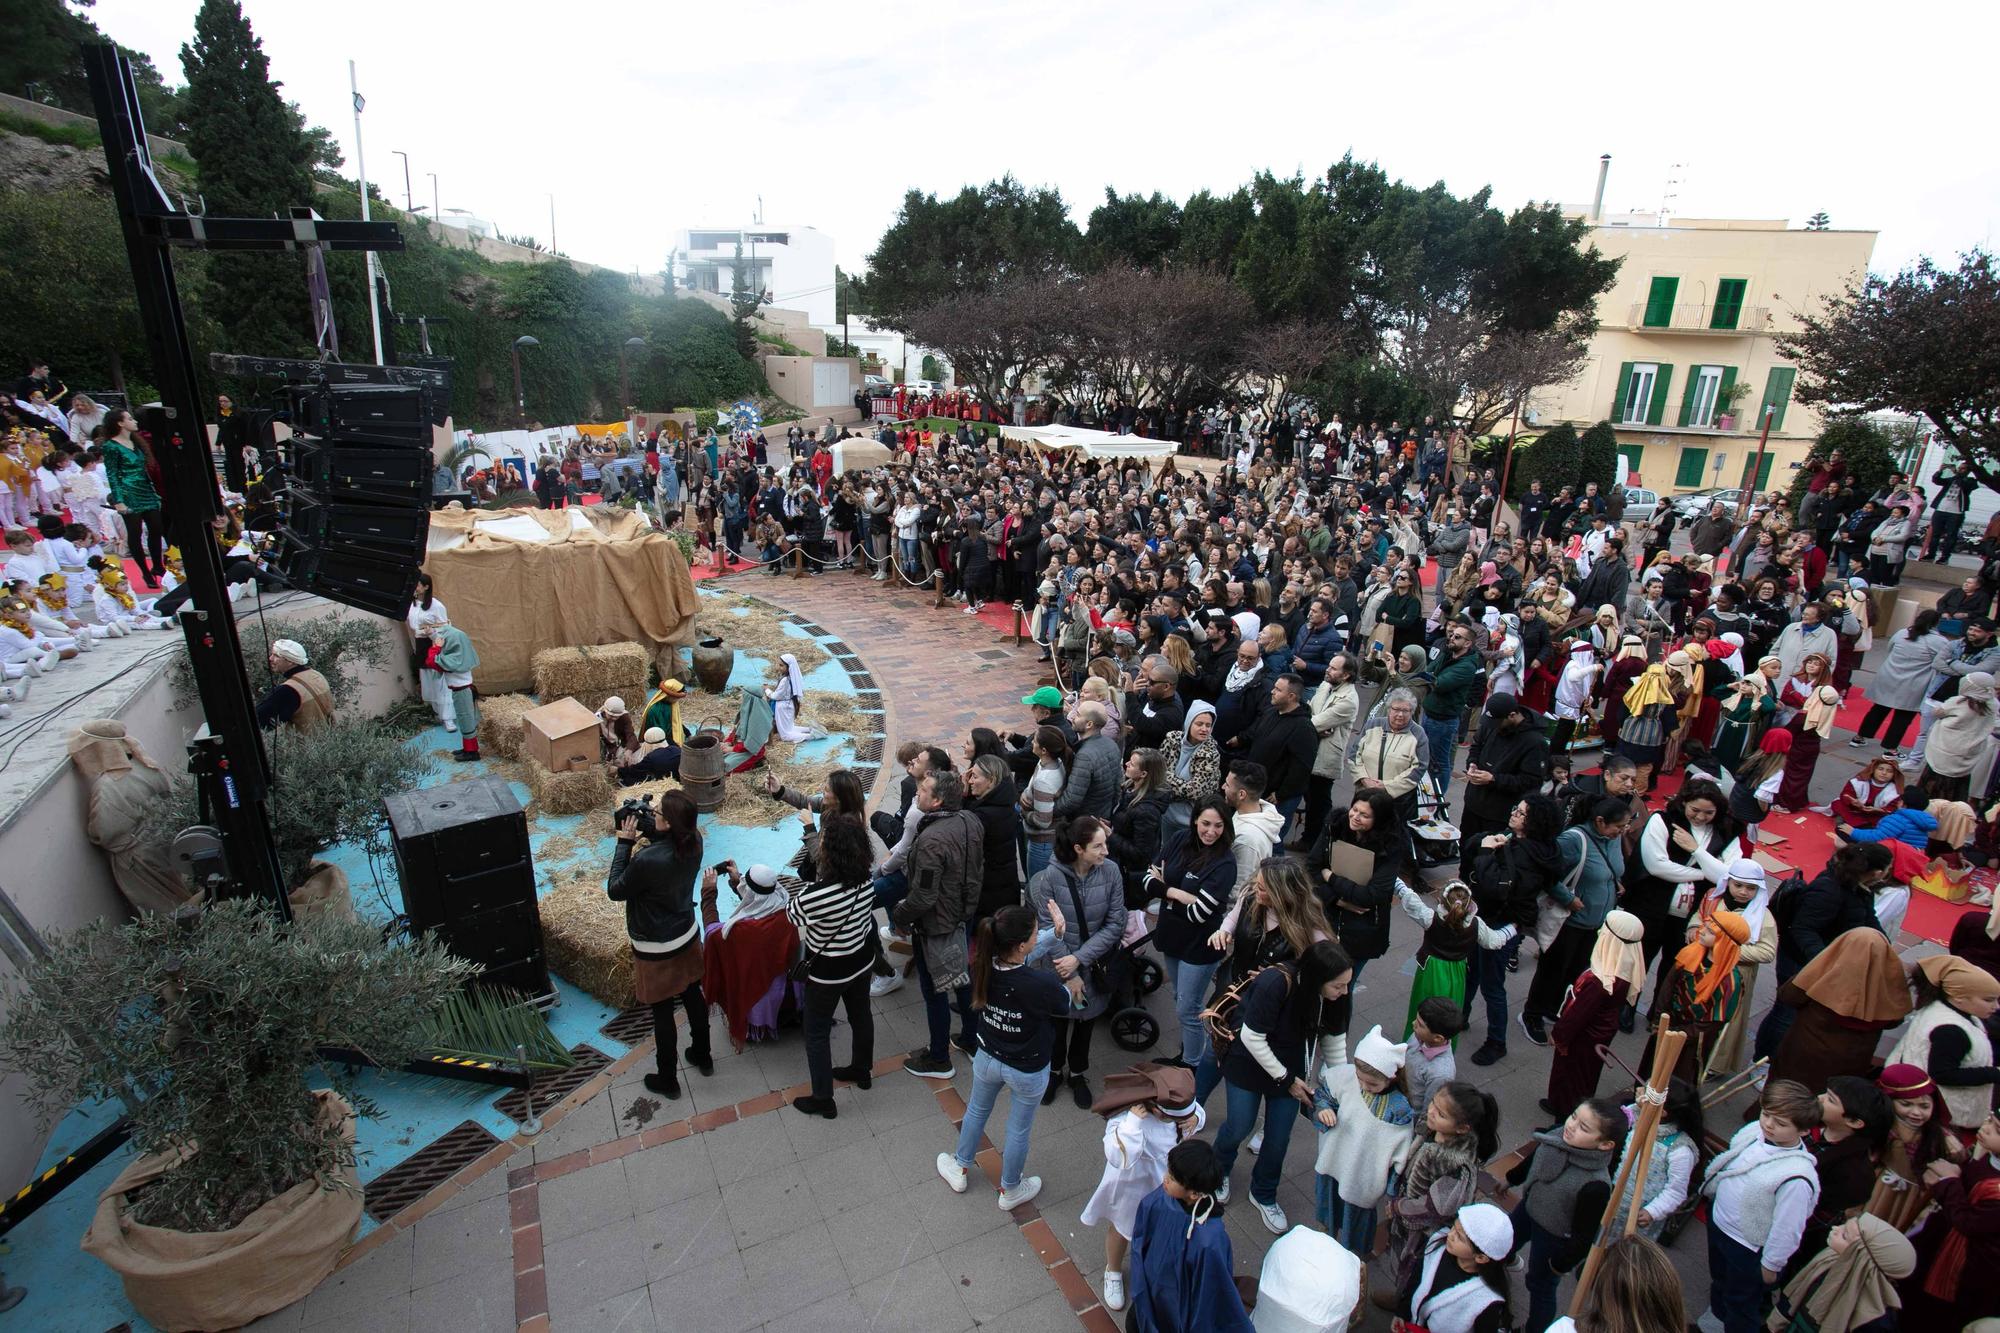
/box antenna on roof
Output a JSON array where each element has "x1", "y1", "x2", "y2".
[{"x1": 1658, "y1": 164, "x2": 1685, "y2": 225}]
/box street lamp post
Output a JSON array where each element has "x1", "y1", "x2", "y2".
[
  {"x1": 512, "y1": 335, "x2": 539, "y2": 415},
  {"x1": 1735, "y1": 404, "x2": 1777, "y2": 526},
  {"x1": 391, "y1": 149, "x2": 412, "y2": 213},
  {"x1": 348, "y1": 60, "x2": 384, "y2": 364},
  {"x1": 619, "y1": 336, "x2": 648, "y2": 414},
  {"x1": 427, "y1": 172, "x2": 439, "y2": 225}
]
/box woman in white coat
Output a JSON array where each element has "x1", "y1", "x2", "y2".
[{"x1": 405, "y1": 573, "x2": 453, "y2": 730}]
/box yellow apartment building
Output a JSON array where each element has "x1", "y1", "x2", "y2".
[{"x1": 1526, "y1": 214, "x2": 1876, "y2": 496}]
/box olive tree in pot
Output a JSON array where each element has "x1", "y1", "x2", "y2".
[{"x1": 0, "y1": 901, "x2": 475, "y2": 1331}]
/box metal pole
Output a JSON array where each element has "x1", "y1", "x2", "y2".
[
  {"x1": 1735, "y1": 404, "x2": 1775, "y2": 525},
  {"x1": 428, "y1": 172, "x2": 439, "y2": 224},
  {"x1": 513, "y1": 345, "x2": 525, "y2": 413},
  {"x1": 548, "y1": 193, "x2": 556, "y2": 257},
  {"x1": 1495, "y1": 397, "x2": 1522, "y2": 524},
  {"x1": 349, "y1": 61, "x2": 384, "y2": 365},
  {"x1": 392, "y1": 149, "x2": 411, "y2": 213}
]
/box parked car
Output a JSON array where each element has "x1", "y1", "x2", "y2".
[
  {"x1": 1620, "y1": 487, "x2": 1660, "y2": 524},
  {"x1": 1671, "y1": 488, "x2": 1745, "y2": 520}
]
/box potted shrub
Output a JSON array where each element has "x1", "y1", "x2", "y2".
[
  {"x1": 1714, "y1": 379, "x2": 1752, "y2": 431},
  {"x1": 0, "y1": 901, "x2": 474, "y2": 1330}
]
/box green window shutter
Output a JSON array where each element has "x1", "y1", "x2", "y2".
[
  {"x1": 1675, "y1": 446, "x2": 1709, "y2": 488},
  {"x1": 1643, "y1": 276, "x2": 1678, "y2": 327},
  {"x1": 1646, "y1": 364, "x2": 1674, "y2": 425},
  {"x1": 1753, "y1": 453, "x2": 1776, "y2": 488},
  {"x1": 1618, "y1": 444, "x2": 1646, "y2": 481},
  {"x1": 1716, "y1": 366, "x2": 1738, "y2": 421},
  {"x1": 1613, "y1": 361, "x2": 1635, "y2": 420},
  {"x1": 1711, "y1": 279, "x2": 1746, "y2": 330},
  {"x1": 1678, "y1": 365, "x2": 1703, "y2": 427},
  {"x1": 1760, "y1": 366, "x2": 1796, "y2": 432}
]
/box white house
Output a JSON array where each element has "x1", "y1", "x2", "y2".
[{"x1": 674, "y1": 225, "x2": 837, "y2": 329}]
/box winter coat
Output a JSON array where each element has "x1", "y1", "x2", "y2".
[
  {"x1": 1160, "y1": 731, "x2": 1222, "y2": 806},
  {"x1": 1460, "y1": 709, "x2": 1551, "y2": 823},
  {"x1": 1424, "y1": 647, "x2": 1482, "y2": 720},
  {"x1": 1289, "y1": 619, "x2": 1343, "y2": 685},
  {"x1": 1107, "y1": 786, "x2": 1172, "y2": 901},
  {"x1": 1055, "y1": 732, "x2": 1123, "y2": 819},
  {"x1": 1307, "y1": 812, "x2": 1409, "y2": 961},
  {"x1": 1240, "y1": 704, "x2": 1318, "y2": 803},
  {"x1": 1867, "y1": 631, "x2": 1953, "y2": 712},
  {"x1": 1469, "y1": 832, "x2": 1564, "y2": 933},
  {"x1": 1309, "y1": 680, "x2": 1361, "y2": 779},
  {"x1": 1028, "y1": 860, "x2": 1130, "y2": 1019},
  {"x1": 967, "y1": 776, "x2": 1026, "y2": 921},
  {"x1": 1688, "y1": 513, "x2": 1737, "y2": 557},
  {"x1": 896, "y1": 808, "x2": 985, "y2": 989}
]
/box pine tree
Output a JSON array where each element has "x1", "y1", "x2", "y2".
[
  {"x1": 728, "y1": 240, "x2": 761, "y2": 360},
  {"x1": 180, "y1": 0, "x2": 317, "y2": 357},
  {"x1": 1577, "y1": 419, "x2": 1621, "y2": 493}
]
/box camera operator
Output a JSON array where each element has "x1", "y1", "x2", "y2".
[{"x1": 608, "y1": 789, "x2": 713, "y2": 1100}]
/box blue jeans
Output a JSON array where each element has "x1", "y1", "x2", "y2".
[
  {"x1": 955, "y1": 1049, "x2": 1049, "y2": 1190},
  {"x1": 1516, "y1": 1210, "x2": 1567, "y2": 1333},
  {"x1": 1274, "y1": 793, "x2": 1303, "y2": 842},
  {"x1": 1463, "y1": 937, "x2": 1518, "y2": 1046},
  {"x1": 1166, "y1": 957, "x2": 1219, "y2": 1066},
  {"x1": 1212, "y1": 1079, "x2": 1299, "y2": 1207},
  {"x1": 1314, "y1": 1175, "x2": 1377, "y2": 1254},
  {"x1": 1420, "y1": 712, "x2": 1458, "y2": 794},
  {"x1": 899, "y1": 537, "x2": 920, "y2": 578},
  {"x1": 1708, "y1": 1221, "x2": 1771, "y2": 1333},
  {"x1": 912, "y1": 932, "x2": 973, "y2": 1059}
]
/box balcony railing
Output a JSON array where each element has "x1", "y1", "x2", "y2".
[{"x1": 1625, "y1": 302, "x2": 1770, "y2": 334}]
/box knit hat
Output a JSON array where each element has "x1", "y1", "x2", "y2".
[
  {"x1": 1878, "y1": 1062, "x2": 1936, "y2": 1100},
  {"x1": 1457, "y1": 1203, "x2": 1513, "y2": 1263},
  {"x1": 1352, "y1": 1024, "x2": 1408, "y2": 1077},
  {"x1": 271, "y1": 638, "x2": 307, "y2": 666}
]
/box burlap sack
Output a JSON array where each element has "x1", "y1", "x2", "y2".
[
  {"x1": 67, "y1": 719, "x2": 195, "y2": 914},
  {"x1": 289, "y1": 861, "x2": 358, "y2": 923},
  {"x1": 81, "y1": 1091, "x2": 361, "y2": 1332}
]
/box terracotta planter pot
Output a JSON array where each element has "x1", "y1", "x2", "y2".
[
  {"x1": 691, "y1": 636, "x2": 735, "y2": 694},
  {"x1": 82, "y1": 1091, "x2": 361, "y2": 1331}
]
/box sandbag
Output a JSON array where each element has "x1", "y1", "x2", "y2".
[
  {"x1": 67, "y1": 719, "x2": 195, "y2": 914},
  {"x1": 81, "y1": 1091, "x2": 361, "y2": 1332}
]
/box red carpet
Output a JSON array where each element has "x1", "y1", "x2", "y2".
[{"x1": 1905, "y1": 888, "x2": 1988, "y2": 948}]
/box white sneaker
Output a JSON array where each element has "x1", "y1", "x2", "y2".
[
  {"x1": 1253, "y1": 1198, "x2": 1288, "y2": 1234},
  {"x1": 997, "y1": 1176, "x2": 1042, "y2": 1210},
  {"x1": 1807, "y1": 803, "x2": 1834, "y2": 816},
  {"x1": 936, "y1": 1153, "x2": 967, "y2": 1193},
  {"x1": 1102, "y1": 1272, "x2": 1126, "y2": 1312},
  {"x1": 443, "y1": 719, "x2": 457, "y2": 732},
  {"x1": 870, "y1": 970, "x2": 906, "y2": 998},
  {"x1": 1214, "y1": 1176, "x2": 1230, "y2": 1204},
  {"x1": 1247, "y1": 1130, "x2": 1264, "y2": 1155}
]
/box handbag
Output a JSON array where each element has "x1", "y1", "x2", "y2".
[
  {"x1": 1061, "y1": 872, "x2": 1128, "y2": 997},
  {"x1": 1532, "y1": 832, "x2": 1594, "y2": 951},
  {"x1": 788, "y1": 878, "x2": 871, "y2": 983}
]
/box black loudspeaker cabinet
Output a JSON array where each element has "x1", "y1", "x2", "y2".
[
  {"x1": 383, "y1": 778, "x2": 550, "y2": 998},
  {"x1": 292, "y1": 440, "x2": 431, "y2": 506},
  {"x1": 293, "y1": 544, "x2": 422, "y2": 620},
  {"x1": 293, "y1": 383, "x2": 433, "y2": 446}
]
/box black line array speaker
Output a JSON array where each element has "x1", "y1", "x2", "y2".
[
  {"x1": 383, "y1": 776, "x2": 550, "y2": 999},
  {"x1": 292, "y1": 384, "x2": 433, "y2": 447},
  {"x1": 291, "y1": 439, "x2": 432, "y2": 505}
]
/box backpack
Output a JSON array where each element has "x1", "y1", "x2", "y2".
[
  {"x1": 1767, "y1": 870, "x2": 1810, "y2": 930},
  {"x1": 1200, "y1": 964, "x2": 1292, "y2": 1061}
]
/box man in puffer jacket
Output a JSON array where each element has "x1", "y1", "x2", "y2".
[
  {"x1": 1055, "y1": 701, "x2": 1123, "y2": 819},
  {"x1": 895, "y1": 770, "x2": 986, "y2": 1079}
]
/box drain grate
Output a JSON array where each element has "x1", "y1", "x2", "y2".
[
  {"x1": 493, "y1": 1044, "x2": 611, "y2": 1125},
  {"x1": 850, "y1": 670, "x2": 878, "y2": 690},
  {"x1": 363, "y1": 1120, "x2": 503, "y2": 1222},
  {"x1": 601, "y1": 1006, "x2": 655, "y2": 1046},
  {"x1": 853, "y1": 735, "x2": 886, "y2": 765},
  {"x1": 974, "y1": 649, "x2": 1013, "y2": 661}
]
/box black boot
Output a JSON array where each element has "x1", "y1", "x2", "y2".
[
  {"x1": 644, "y1": 1071, "x2": 681, "y2": 1099},
  {"x1": 686, "y1": 1046, "x2": 714, "y2": 1077}
]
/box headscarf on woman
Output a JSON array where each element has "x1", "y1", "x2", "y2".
[
  {"x1": 1801, "y1": 683, "x2": 1844, "y2": 737},
  {"x1": 1773, "y1": 1215, "x2": 1915, "y2": 1333},
  {"x1": 1789, "y1": 928, "x2": 1913, "y2": 1025},
  {"x1": 1623, "y1": 662, "x2": 1676, "y2": 713},
  {"x1": 1673, "y1": 644, "x2": 1708, "y2": 723},
  {"x1": 1591, "y1": 909, "x2": 1648, "y2": 992},
  {"x1": 1759, "y1": 727, "x2": 1793, "y2": 755},
  {"x1": 1915, "y1": 953, "x2": 2000, "y2": 1007},
  {"x1": 1174, "y1": 700, "x2": 1216, "y2": 781},
  {"x1": 1675, "y1": 907, "x2": 1750, "y2": 1005}
]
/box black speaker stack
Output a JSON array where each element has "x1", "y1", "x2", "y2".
[
  {"x1": 384, "y1": 776, "x2": 552, "y2": 1001},
  {"x1": 272, "y1": 380, "x2": 434, "y2": 619}
]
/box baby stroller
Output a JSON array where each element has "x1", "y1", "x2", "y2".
[
  {"x1": 1409, "y1": 771, "x2": 1461, "y2": 870},
  {"x1": 1105, "y1": 910, "x2": 1168, "y2": 1052}
]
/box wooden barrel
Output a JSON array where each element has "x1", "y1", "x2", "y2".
[{"x1": 680, "y1": 729, "x2": 727, "y2": 811}]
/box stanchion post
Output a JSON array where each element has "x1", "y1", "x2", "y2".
[
  {"x1": 1013, "y1": 603, "x2": 1024, "y2": 646},
  {"x1": 932, "y1": 570, "x2": 947, "y2": 608}
]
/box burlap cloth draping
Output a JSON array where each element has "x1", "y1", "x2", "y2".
[
  {"x1": 81, "y1": 1090, "x2": 360, "y2": 1332},
  {"x1": 424, "y1": 506, "x2": 698, "y2": 693},
  {"x1": 67, "y1": 718, "x2": 194, "y2": 914}
]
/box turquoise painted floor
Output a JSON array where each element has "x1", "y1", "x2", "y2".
[{"x1": 4, "y1": 590, "x2": 878, "y2": 1332}]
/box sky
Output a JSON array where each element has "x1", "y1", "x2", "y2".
[{"x1": 92, "y1": 0, "x2": 1995, "y2": 294}]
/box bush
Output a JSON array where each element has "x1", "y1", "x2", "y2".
[
  {"x1": 692, "y1": 409, "x2": 720, "y2": 432},
  {"x1": 168, "y1": 612, "x2": 389, "y2": 710},
  {"x1": 1782, "y1": 415, "x2": 1905, "y2": 514},
  {"x1": 1577, "y1": 419, "x2": 1620, "y2": 494},
  {"x1": 0, "y1": 899, "x2": 472, "y2": 1232},
  {"x1": 1509, "y1": 423, "x2": 1580, "y2": 498}
]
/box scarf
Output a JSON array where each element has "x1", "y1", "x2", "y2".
[
  {"x1": 1176, "y1": 701, "x2": 1215, "y2": 780},
  {"x1": 1224, "y1": 660, "x2": 1262, "y2": 694},
  {"x1": 1921, "y1": 1172, "x2": 2000, "y2": 1304},
  {"x1": 1590, "y1": 909, "x2": 1647, "y2": 993},
  {"x1": 645, "y1": 684, "x2": 686, "y2": 745},
  {"x1": 1801, "y1": 684, "x2": 1843, "y2": 738},
  {"x1": 1776, "y1": 1214, "x2": 1914, "y2": 1333},
  {"x1": 1788, "y1": 927, "x2": 1911, "y2": 1025},
  {"x1": 1623, "y1": 663, "x2": 1675, "y2": 713},
  {"x1": 1674, "y1": 907, "x2": 1749, "y2": 1006}
]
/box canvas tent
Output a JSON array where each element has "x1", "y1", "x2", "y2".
[
  {"x1": 997, "y1": 423, "x2": 1177, "y2": 459},
  {"x1": 423, "y1": 505, "x2": 699, "y2": 693}
]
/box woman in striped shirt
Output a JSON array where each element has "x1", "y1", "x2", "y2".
[{"x1": 790, "y1": 814, "x2": 880, "y2": 1120}]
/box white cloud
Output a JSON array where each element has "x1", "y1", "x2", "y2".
[{"x1": 94, "y1": 0, "x2": 1995, "y2": 283}]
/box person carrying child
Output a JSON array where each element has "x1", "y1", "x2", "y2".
[
  {"x1": 1378, "y1": 1080, "x2": 1499, "y2": 1303},
  {"x1": 1124, "y1": 1138, "x2": 1254, "y2": 1333},
  {"x1": 1699, "y1": 1079, "x2": 1823, "y2": 1333},
  {"x1": 1390, "y1": 1202, "x2": 1514, "y2": 1333},
  {"x1": 1543, "y1": 909, "x2": 1646, "y2": 1119},
  {"x1": 1312, "y1": 1023, "x2": 1416, "y2": 1255},
  {"x1": 1506, "y1": 1094, "x2": 1624, "y2": 1333},
  {"x1": 1078, "y1": 1063, "x2": 1206, "y2": 1314},
  {"x1": 1392, "y1": 878, "x2": 1515, "y2": 1047},
  {"x1": 1607, "y1": 1076, "x2": 1704, "y2": 1243}
]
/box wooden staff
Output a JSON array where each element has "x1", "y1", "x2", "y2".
[{"x1": 1570, "y1": 1014, "x2": 1685, "y2": 1315}]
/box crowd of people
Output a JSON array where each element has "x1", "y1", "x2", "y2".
[{"x1": 588, "y1": 408, "x2": 2000, "y2": 1333}]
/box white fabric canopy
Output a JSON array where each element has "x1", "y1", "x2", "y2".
[{"x1": 998, "y1": 423, "x2": 1177, "y2": 459}]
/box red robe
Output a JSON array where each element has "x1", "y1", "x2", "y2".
[
  {"x1": 700, "y1": 914, "x2": 799, "y2": 1052},
  {"x1": 809, "y1": 448, "x2": 833, "y2": 497},
  {"x1": 1548, "y1": 971, "x2": 1631, "y2": 1117},
  {"x1": 1832, "y1": 775, "x2": 1901, "y2": 828}
]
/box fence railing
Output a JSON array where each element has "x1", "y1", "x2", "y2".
[{"x1": 1626, "y1": 302, "x2": 1770, "y2": 334}]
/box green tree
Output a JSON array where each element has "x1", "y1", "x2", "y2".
[
  {"x1": 180, "y1": 0, "x2": 319, "y2": 357},
  {"x1": 1780, "y1": 416, "x2": 1902, "y2": 515},
  {"x1": 920, "y1": 353, "x2": 945, "y2": 383},
  {"x1": 728, "y1": 240, "x2": 762, "y2": 360},
  {"x1": 1084, "y1": 188, "x2": 1182, "y2": 270},
  {"x1": 0, "y1": 1, "x2": 188, "y2": 135},
  {"x1": 1476, "y1": 203, "x2": 1621, "y2": 334},
  {"x1": 1778, "y1": 248, "x2": 2000, "y2": 488},
  {"x1": 0, "y1": 191, "x2": 153, "y2": 392},
  {"x1": 1577, "y1": 419, "x2": 1620, "y2": 494},
  {"x1": 1175, "y1": 186, "x2": 1254, "y2": 274},
  {"x1": 1508, "y1": 423, "x2": 1581, "y2": 498},
  {"x1": 856, "y1": 175, "x2": 1080, "y2": 330}
]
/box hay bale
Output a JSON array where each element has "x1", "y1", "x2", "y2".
[
  {"x1": 532, "y1": 642, "x2": 653, "y2": 700},
  {"x1": 482, "y1": 693, "x2": 540, "y2": 761},
  {"x1": 573, "y1": 683, "x2": 651, "y2": 716},
  {"x1": 807, "y1": 692, "x2": 883, "y2": 741},
  {"x1": 692, "y1": 597, "x2": 829, "y2": 677},
  {"x1": 523, "y1": 754, "x2": 616, "y2": 815},
  {"x1": 540, "y1": 874, "x2": 631, "y2": 1007}
]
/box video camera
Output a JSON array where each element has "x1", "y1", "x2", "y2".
[{"x1": 614, "y1": 792, "x2": 658, "y2": 840}]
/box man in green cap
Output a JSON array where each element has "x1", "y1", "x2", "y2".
[{"x1": 1002, "y1": 685, "x2": 1078, "y2": 788}]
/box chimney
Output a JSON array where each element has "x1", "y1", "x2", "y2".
[{"x1": 1590, "y1": 154, "x2": 1611, "y2": 222}]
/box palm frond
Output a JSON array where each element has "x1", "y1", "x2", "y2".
[{"x1": 421, "y1": 986, "x2": 575, "y2": 1072}]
